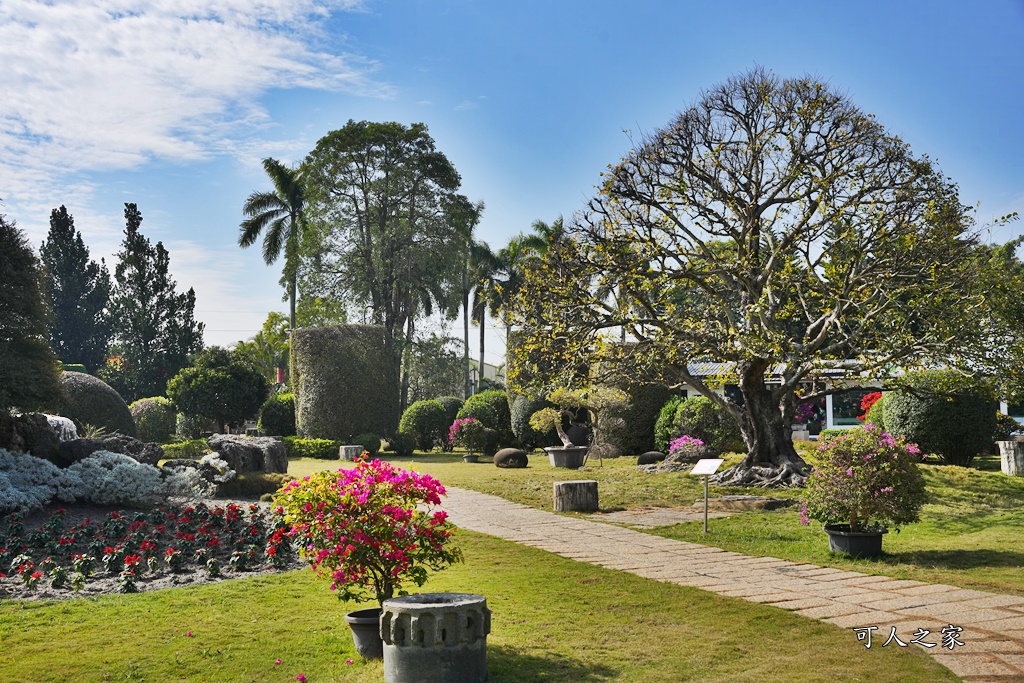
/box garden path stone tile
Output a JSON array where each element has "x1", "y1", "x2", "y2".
[{"x1": 440, "y1": 486, "x2": 1024, "y2": 682}]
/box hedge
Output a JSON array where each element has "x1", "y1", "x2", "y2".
[
  {"x1": 258, "y1": 393, "x2": 297, "y2": 437},
  {"x1": 283, "y1": 436, "x2": 342, "y2": 460},
  {"x1": 291, "y1": 325, "x2": 400, "y2": 440}
]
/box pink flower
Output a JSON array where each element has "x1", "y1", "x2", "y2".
[
  {"x1": 186, "y1": 631, "x2": 193, "y2": 637},
  {"x1": 346, "y1": 658, "x2": 354, "y2": 665},
  {"x1": 296, "y1": 675, "x2": 307, "y2": 682},
  {"x1": 275, "y1": 659, "x2": 282, "y2": 665},
  {"x1": 845, "y1": 468, "x2": 853, "y2": 476}
]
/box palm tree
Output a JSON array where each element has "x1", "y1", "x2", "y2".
[
  {"x1": 239, "y1": 157, "x2": 307, "y2": 333},
  {"x1": 492, "y1": 216, "x2": 565, "y2": 337},
  {"x1": 469, "y1": 241, "x2": 501, "y2": 392}
]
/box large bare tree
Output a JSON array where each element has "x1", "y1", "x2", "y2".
[{"x1": 509, "y1": 68, "x2": 988, "y2": 486}]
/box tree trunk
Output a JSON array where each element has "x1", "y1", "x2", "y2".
[
  {"x1": 400, "y1": 314, "x2": 414, "y2": 414},
  {"x1": 712, "y1": 360, "x2": 808, "y2": 488},
  {"x1": 553, "y1": 480, "x2": 598, "y2": 512},
  {"x1": 462, "y1": 266, "x2": 470, "y2": 398},
  {"x1": 478, "y1": 308, "x2": 486, "y2": 392}
]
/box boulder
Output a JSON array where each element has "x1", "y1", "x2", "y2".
[
  {"x1": 493, "y1": 448, "x2": 529, "y2": 469},
  {"x1": 636, "y1": 451, "x2": 666, "y2": 466},
  {"x1": 162, "y1": 458, "x2": 221, "y2": 483},
  {"x1": 45, "y1": 415, "x2": 78, "y2": 442},
  {"x1": 206, "y1": 434, "x2": 287, "y2": 474},
  {"x1": 0, "y1": 413, "x2": 61, "y2": 461},
  {"x1": 57, "y1": 435, "x2": 165, "y2": 468}
]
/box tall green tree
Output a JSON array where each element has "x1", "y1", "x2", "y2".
[
  {"x1": 510, "y1": 68, "x2": 989, "y2": 487},
  {"x1": 0, "y1": 213, "x2": 62, "y2": 414},
  {"x1": 469, "y1": 240, "x2": 501, "y2": 393},
  {"x1": 301, "y1": 120, "x2": 475, "y2": 431},
  {"x1": 239, "y1": 157, "x2": 308, "y2": 334},
  {"x1": 233, "y1": 311, "x2": 291, "y2": 387},
  {"x1": 39, "y1": 205, "x2": 112, "y2": 372},
  {"x1": 167, "y1": 346, "x2": 269, "y2": 433},
  {"x1": 101, "y1": 203, "x2": 204, "y2": 403}
]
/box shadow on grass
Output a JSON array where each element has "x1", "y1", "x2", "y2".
[
  {"x1": 487, "y1": 645, "x2": 618, "y2": 682},
  {"x1": 881, "y1": 548, "x2": 1024, "y2": 571}
]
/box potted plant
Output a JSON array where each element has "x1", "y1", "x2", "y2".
[
  {"x1": 276, "y1": 458, "x2": 463, "y2": 659},
  {"x1": 449, "y1": 417, "x2": 487, "y2": 462},
  {"x1": 800, "y1": 424, "x2": 927, "y2": 558},
  {"x1": 528, "y1": 386, "x2": 626, "y2": 468}
]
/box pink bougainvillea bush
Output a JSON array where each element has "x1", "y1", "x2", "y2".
[
  {"x1": 800, "y1": 424, "x2": 927, "y2": 532},
  {"x1": 276, "y1": 458, "x2": 462, "y2": 606}
]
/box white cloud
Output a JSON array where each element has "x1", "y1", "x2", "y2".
[{"x1": 0, "y1": 0, "x2": 390, "y2": 226}]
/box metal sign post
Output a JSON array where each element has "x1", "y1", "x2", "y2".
[{"x1": 689, "y1": 458, "x2": 724, "y2": 533}]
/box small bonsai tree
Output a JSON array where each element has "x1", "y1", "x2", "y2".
[{"x1": 528, "y1": 386, "x2": 626, "y2": 466}]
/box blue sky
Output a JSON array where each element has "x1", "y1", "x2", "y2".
[{"x1": 2, "y1": 0, "x2": 1022, "y2": 369}]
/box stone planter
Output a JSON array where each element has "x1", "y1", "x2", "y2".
[
  {"x1": 345, "y1": 607, "x2": 384, "y2": 660},
  {"x1": 997, "y1": 440, "x2": 1024, "y2": 476},
  {"x1": 381, "y1": 593, "x2": 490, "y2": 683},
  {"x1": 462, "y1": 454, "x2": 479, "y2": 463},
  {"x1": 823, "y1": 524, "x2": 888, "y2": 559},
  {"x1": 544, "y1": 446, "x2": 588, "y2": 469}
]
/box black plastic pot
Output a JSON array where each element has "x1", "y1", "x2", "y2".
[
  {"x1": 823, "y1": 524, "x2": 888, "y2": 559},
  {"x1": 345, "y1": 607, "x2": 384, "y2": 660}
]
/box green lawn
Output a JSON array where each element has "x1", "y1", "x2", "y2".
[
  {"x1": 289, "y1": 448, "x2": 1024, "y2": 596},
  {"x1": 0, "y1": 530, "x2": 954, "y2": 683}
]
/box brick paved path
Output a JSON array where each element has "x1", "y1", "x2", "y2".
[{"x1": 441, "y1": 487, "x2": 1024, "y2": 682}]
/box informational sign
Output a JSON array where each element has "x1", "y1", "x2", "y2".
[{"x1": 690, "y1": 458, "x2": 724, "y2": 475}]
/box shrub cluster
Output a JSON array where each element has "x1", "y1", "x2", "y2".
[
  {"x1": 161, "y1": 438, "x2": 209, "y2": 460},
  {"x1": 509, "y1": 394, "x2": 558, "y2": 450},
  {"x1": 656, "y1": 395, "x2": 742, "y2": 455},
  {"x1": 456, "y1": 391, "x2": 513, "y2": 447},
  {"x1": 399, "y1": 399, "x2": 449, "y2": 451},
  {"x1": 283, "y1": 437, "x2": 342, "y2": 460},
  {"x1": 352, "y1": 433, "x2": 381, "y2": 457},
  {"x1": 130, "y1": 397, "x2": 177, "y2": 443},
  {"x1": 175, "y1": 413, "x2": 216, "y2": 440},
  {"x1": 884, "y1": 370, "x2": 996, "y2": 467},
  {"x1": 385, "y1": 433, "x2": 416, "y2": 458},
  {"x1": 258, "y1": 393, "x2": 296, "y2": 437},
  {"x1": 654, "y1": 395, "x2": 687, "y2": 452},
  {"x1": 604, "y1": 382, "x2": 673, "y2": 455}
]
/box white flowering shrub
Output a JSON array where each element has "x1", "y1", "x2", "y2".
[
  {"x1": 65, "y1": 451, "x2": 165, "y2": 507},
  {"x1": 200, "y1": 452, "x2": 236, "y2": 484},
  {"x1": 164, "y1": 467, "x2": 217, "y2": 499},
  {"x1": 0, "y1": 448, "x2": 67, "y2": 513}
]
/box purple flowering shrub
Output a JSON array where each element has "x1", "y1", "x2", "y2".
[
  {"x1": 449, "y1": 417, "x2": 487, "y2": 454},
  {"x1": 800, "y1": 424, "x2": 927, "y2": 532},
  {"x1": 667, "y1": 435, "x2": 709, "y2": 462}
]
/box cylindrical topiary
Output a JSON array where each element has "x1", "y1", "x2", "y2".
[
  {"x1": 456, "y1": 390, "x2": 513, "y2": 448},
  {"x1": 59, "y1": 371, "x2": 137, "y2": 437},
  {"x1": 258, "y1": 393, "x2": 297, "y2": 437},
  {"x1": 509, "y1": 393, "x2": 559, "y2": 450},
  {"x1": 129, "y1": 396, "x2": 176, "y2": 443},
  {"x1": 399, "y1": 399, "x2": 449, "y2": 451},
  {"x1": 884, "y1": 370, "x2": 996, "y2": 467},
  {"x1": 292, "y1": 325, "x2": 400, "y2": 440},
  {"x1": 604, "y1": 382, "x2": 674, "y2": 456}
]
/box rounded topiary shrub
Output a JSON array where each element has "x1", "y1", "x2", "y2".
[
  {"x1": 386, "y1": 432, "x2": 416, "y2": 458},
  {"x1": 509, "y1": 393, "x2": 559, "y2": 450},
  {"x1": 884, "y1": 370, "x2": 996, "y2": 467},
  {"x1": 456, "y1": 390, "x2": 513, "y2": 447},
  {"x1": 175, "y1": 412, "x2": 216, "y2": 440},
  {"x1": 60, "y1": 371, "x2": 137, "y2": 437},
  {"x1": 258, "y1": 393, "x2": 297, "y2": 437},
  {"x1": 435, "y1": 396, "x2": 464, "y2": 429},
  {"x1": 352, "y1": 432, "x2": 381, "y2": 457},
  {"x1": 494, "y1": 448, "x2": 528, "y2": 468},
  {"x1": 670, "y1": 396, "x2": 742, "y2": 455},
  {"x1": 130, "y1": 396, "x2": 177, "y2": 443},
  {"x1": 399, "y1": 399, "x2": 449, "y2": 451}
]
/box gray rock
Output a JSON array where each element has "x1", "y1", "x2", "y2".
[
  {"x1": 0, "y1": 413, "x2": 61, "y2": 461},
  {"x1": 58, "y1": 435, "x2": 164, "y2": 468},
  {"x1": 162, "y1": 458, "x2": 221, "y2": 483},
  {"x1": 45, "y1": 415, "x2": 78, "y2": 442},
  {"x1": 493, "y1": 448, "x2": 528, "y2": 468},
  {"x1": 206, "y1": 434, "x2": 287, "y2": 474},
  {"x1": 588, "y1": 443, "x2": 622, "y2": 460}
]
